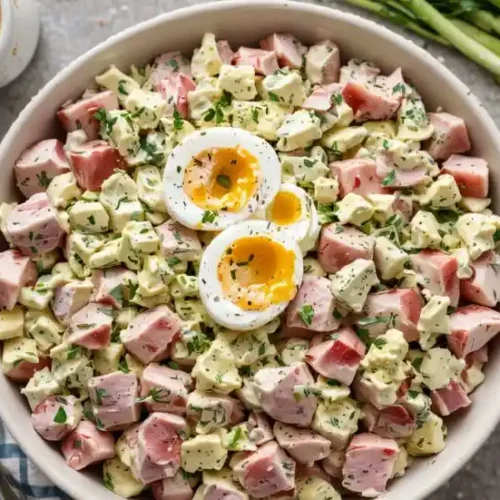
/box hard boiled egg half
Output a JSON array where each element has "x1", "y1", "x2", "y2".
[
  {"x1": 258, "y1": 183, "x2": 320, "y2": 253},
  {"x1": 164, "y1": 128, "x2": 281, "y2": 231},
  {"x1": 199, "y1": 220, "x2": 304, "y2": 330}
]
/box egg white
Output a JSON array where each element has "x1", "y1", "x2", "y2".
[
  {"x1": 198, "y1": 220, "x2": 304, "y2": 330},
  {"x1": 163, "y1": 128, "x2": 281, "y2": 231}
]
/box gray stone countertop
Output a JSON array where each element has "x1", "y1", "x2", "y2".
[{"x1": 0, "y1": 0, "x2": 499, "y2": 499}]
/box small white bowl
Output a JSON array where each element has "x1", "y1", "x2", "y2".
[
  {"x1": 0, "y1": 0, "x2": 40, "y2": 88},
  {"x1": 0, "y1": 1, "x2": 500, "y2": 499}
]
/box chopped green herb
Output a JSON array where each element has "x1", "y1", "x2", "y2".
[
  {"x1": 117, "y1": 80, "x2": 128, "y2": 95},
  {"x1": 167, "y1": 58, "x2": 179, "y2": 71},
  {"x1": 412, "y1": 357, "x2": 423, "y2": 371},
  {"x1": 53, "y1": 406, "x2": 67, "y2": 424},
  {"x1": 87, "y1": 215, "x2": 95, "y2": 225},
  {"x1": 109, "y1": 285, "x2": 124, "y2": 304},
  {"x1": 167, "y1": 257, "x2": 181, "y2": 266},
  {"x1": 227, "y1": 426, "x2": 243, "y2": 449},
  {"x1": 36, "y1": 171, "x2": 51, "y2": 189},
  {"x1": 173, "y1": 108, "x2": 184, "y2": 130},
  {"x1": 95, "y1": 388, "x2": 107, "y2": 406},
  {"x1": 381, "y1": 169, "x2": 396, "y2": 187},
  {"x1": 268, "y1": 92, "x2": 280, "y2": 102},
  {"x1": 201, "y1": 210, "x2": 218, "y2": 224},
  {"x1": 332, "y1": 309, "x2": 343, "y2": 321},
  {"x1": 216, "y1": 174, "x2": 231, "y2": 189},
  {"x1": 118, "y1": 358, "x2": 130, "y2": 374},
  {"x1": 103, "y1": 473, "x2": 114, "y2": 491},
  {"x1": 372, "y1": 338, "x2": 387, "y2": 349},
  {"x1": 298, "y1": 304, "x2": 314, "y2": 327}
]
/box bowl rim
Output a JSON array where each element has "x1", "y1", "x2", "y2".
[
  {"x1": 0, "y1": 0, "x2": 14, "y2": 57},
  {"x1": 1, "y1": 1, "x2": 500, "y2": 499}
]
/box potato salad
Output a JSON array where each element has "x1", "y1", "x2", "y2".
[{"x1": 2, "y1": 31, "x2": 499, "y2": 500}]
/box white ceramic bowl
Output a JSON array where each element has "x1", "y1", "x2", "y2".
[
  {"x1": 1, "y1": 1, "x2": 499, "y2": 499},
  {"x1": 0, "y1": 0, "x2": 40, "y2": 87}
]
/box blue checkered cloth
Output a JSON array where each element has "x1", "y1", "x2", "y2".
[{"x1": 0, "y1": 421, "x2": 68, "y2": 500}]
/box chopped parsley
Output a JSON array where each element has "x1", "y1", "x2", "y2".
[
  {"x1": 298, "y1": 304, "x2": 314, "y2": 326},
  {"x1": 173, "y1": 108, "x2": 184, "y2": 130},
  {"x1": 117, "y1": 80, "x2": 128, "y2": 95},
  {"x1": 268, "y1": 92, "x2": 280, "y2": 102},
  {"x1": 216, "y1": 174, "x2": 231, "y2": 189},
  {"x1": 381, "y1": 169, "x2": 396, "y2": 187},
  {"x1": 227, "y1": 427, "x2": 242, "y2": 449},
  {"x1": 53, "y1": 406, "x2": 67, "y2": 424},
  {"x1": 201, "y1": 210, "x2": 218, "y2": 224},
  {"x1": 36, "y1": 171, "x2": 51, "y2": 189}
]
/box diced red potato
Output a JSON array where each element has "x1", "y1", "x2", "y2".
[
  {"x1": 431, "y1": 380, "x2": 471, "y2": 417},
  {"x1": 305, "y1": 40, "x2": 340, "y2": 85},
  {"x1": 301, "y1": 83, "x2": 343, "y2": 112},
  {"x1": 441, "y1": 155, "x2": 489, "y2": 198},
  {"x1": 152, "y1": 471, "x2": 193, "y2": 500},
  {"x1": 253, "y1": 363, "x2": 318, "y2": 427},
  {"x1": 460, "y1": 251, "x2": 500, "y2": 307},
  {"x1": 88, "y1": 372, "x2": 140, "y2": 430},
  {"x1": 133, "y1": 412, "x2": 187, "y2": 484},
  {"x1": 376, "y1": 154, "x2": 429, "y2": 188},
  {"x1": 140, "y1": 363, "x2": 192, "y2": 415},
  {"x1": 121, "y1": 305, "x2": 181, "y2": 364},
  {"x1": 410, "y1": 250, "x2": 460, "y2": 307},
  {"x1": 91, "y1": 267, "x2": 137, "y2": 309},
  {"x1": 32, "y1": 395, "x2": 81, "y2": 441},
  {"x1": 342, "y1": 81, "x2": 401, "y2": 121},
  {"x1": 232, "y1": 440, "x2": 296, "y2": 498},
  {"x1": 5, "y1": 354, "x2": 51, "y2": 383},
  {"x1": 260, "y1": 33, "x2": 306, "y2": 69},
  {"x1": 51, "y1": 281, "x2": 92, "y2": 325},
  {"x1": 156, "y1": 220, "x2": 202, "y2": 262},
  {"x1": 67, "y1": 303, "x2": 113, "y2": 350},
  {"x1": 6, "y1": 193, "x2": 65, "y2": 256},
  {"x1": 425, "y1": 112, "x2": 471, "y2": 161},
  {"x1": 448, "y1": 304, "x2": 500, "y2": 358},
  {"x1": 61, "y1": 420, "x2": 115, "y2": 471},
  {"x1": 362, "y1": 403, "x2": 416, "y2": 439},
  {"x1": 273, "y1": 422, "x2": 331, "y2": 466},
  {"x1": 248, "y1": 411, "x2": 274, "y2": 446},
  {"x1": 330, "y1": 159, "x2": 387, "y2": 197},
  {"x1": 362, "y1": 289, "x2": 422, "y2": 342},
  {"x1": 0, "y1": 249, "x2": 38, "y2": 310},
  {"x1": 232, "y1": 47, "x2": 279, "y2": 75},
  {"x1": 14, "y1": 139, "x2": 71, "y2": 198},
  {"x1": 318, "y1": 222, "x2": 375, "y2": 273},
  {"x1": 69, "y1": 140, "x2": 125, "y2": 190},
  {"x1": 305, "y1": 327, "x2": 366, "y2": 386},
  {"x1": 216, "y1": 40, "x2": 235, "y2": 64},
  {"x1": 158, "y1": 74, "x2": 196, "y2": 119},
  {"x1": 149, "y1": 51, "x2": 192, "y2": 90},
  {"x1": 322, "y1": 450, "x2": 345, "y2": 480},
  {"x1": 286, "y1": 275, "x2": 341, "y2": 332},
  {"x1": 57, "y1": 91, "x2": 119, "y2": 141},
  {"x1": 342, "y1": 433, "x2": 398, "y2": 497}
]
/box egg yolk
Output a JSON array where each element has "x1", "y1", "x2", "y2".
[
  {"x1": 267, "y1": 191, "x2": 303, "y2": 226},
  {"x1": 217, "y1": 236, "x2": 297, "y2": 311},
  {"x1": 183, "y1": 146, "x2": 259, "y2": 212}
]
